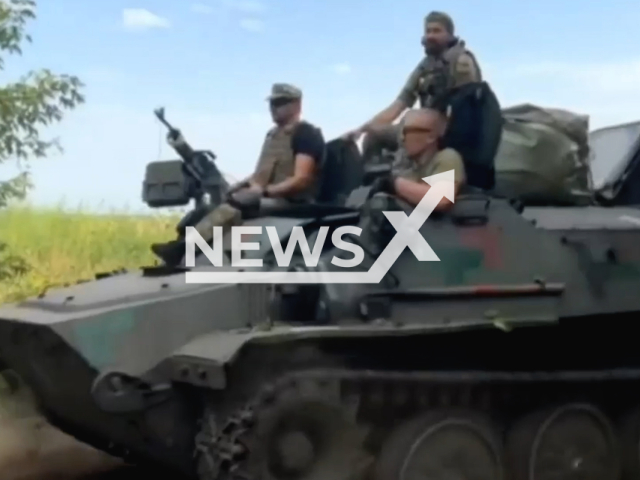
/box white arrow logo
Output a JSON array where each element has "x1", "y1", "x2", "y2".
[{"x1": 185, "y1": 169, "x2": 455, "y2": 284}]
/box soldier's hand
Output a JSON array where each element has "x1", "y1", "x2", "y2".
[
  {"x1": 370, "y1": 173, "x2": 396, "y2": 195},
  {"x1": 227, "y1": 187, "x2": 262, "y2": 210},
  {"x1": 228, "y1": 180, "x2": 250, "y2": 195},
  {"x1": 341, "y1": 127, "x2": 364, "y2": 142}
]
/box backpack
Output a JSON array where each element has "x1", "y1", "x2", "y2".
[
  {"x1": 316, "y1": 139, "x2": 364, "y2": 204},
  {"x1": 433, "y1": 81, "x2": 503, "y2": 190}
]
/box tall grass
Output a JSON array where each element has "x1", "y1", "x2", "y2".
[{"x1": 0, "y1": 205, "x2": 178, "y2": 304}]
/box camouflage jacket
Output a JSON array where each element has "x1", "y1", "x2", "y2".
[{"x1": 397, "y1": 39, "x2": 482, "y2": 109}]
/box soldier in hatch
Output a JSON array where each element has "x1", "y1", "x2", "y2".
[
  {"x1": 372, "y1": 108, "x2": 466, "y2": 209},
  {"x1": 151, "y1": 83, "x2": 325, "y2": 266},
  {"x1": 342, "y1": 11, "x2": 482, "y2": 163}
]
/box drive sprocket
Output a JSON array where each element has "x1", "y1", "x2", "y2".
[{"x1": 195, "y1": 377, "x2": 371, "y2": 480}]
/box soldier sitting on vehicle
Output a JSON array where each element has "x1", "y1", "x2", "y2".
[
  {"x1": 371, "y1": 108, "x2": 466, "y2": 209},
  {"x1": 151, "y1": 83, "x2": 325, "y2": 266}
]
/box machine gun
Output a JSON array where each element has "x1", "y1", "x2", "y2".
[
  {"x1": 142, "y1": 107, "x2": 230, "y2": 236},
  {"x1": 142, "y1": 107, "x2": 229, "y2": 210}
]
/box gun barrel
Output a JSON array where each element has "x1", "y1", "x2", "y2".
[
  {"x1": 152, "y1": 106, "x2": 215, "y2": 184},
  {"x1": 173, "y1": 142, "x2": 196, "y2": 163},
  {"x1": 159, "y1": 117, "x2": 176, "y2": 132},
  {"x1": 154, "y1": 107, "x2": 177, "y2": 133}
]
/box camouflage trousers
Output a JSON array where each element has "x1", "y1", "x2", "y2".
[
  {"x1": 193, "y1": 202, "x2": 243, "y2": 240},
  {"x1": 193, "y1": 197, "x2": 293, "y2": 241}
]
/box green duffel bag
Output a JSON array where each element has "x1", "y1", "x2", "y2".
[{"x1": 492, "y1": 103, "x2": 593, "y2": 206}]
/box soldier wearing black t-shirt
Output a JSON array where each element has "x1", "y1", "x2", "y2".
[{"x1": 151, "y1": 83, "x2": 325, "y2": 265}]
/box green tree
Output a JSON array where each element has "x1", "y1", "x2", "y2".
[
  {"x1": 0, "y1": 0, "x2": 83, "y2": 283},
  {"x1": 0, "y1": 0, "x2": 84, "y2": 207}
]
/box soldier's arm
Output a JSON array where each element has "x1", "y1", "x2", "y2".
[
  {"x1": 358, "y1": 62, "x2": 422, "y2": 132},
  {"x1": 264, "y1": 124, "x2": 324, "y2": 198},
  {"x1": 452, "y1": 53, "x2": 480, "y2": 88},
  {"x1": 227, "y1": 176, "x2": 256, "y2": 192},
  {"x1": 228, "y1": 173, "x2": 263, "y2": 192},
  {"x1": 393, "y1": 148, "x2": 466, "y2": 209}
]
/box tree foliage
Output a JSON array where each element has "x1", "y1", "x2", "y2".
[
  {"x1": 0, "y1": 0, "x2": 84, "y2": 284},
  {"x1": 0, "y1": 0, "x2": 85, "y2": 207}
]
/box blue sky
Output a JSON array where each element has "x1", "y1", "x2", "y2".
[{"x1": 2, "y1": 0, "x2": 640, "y2": 212}]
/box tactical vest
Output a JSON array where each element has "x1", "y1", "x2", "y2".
[
  {"x1": 416, "y1": 39, "x2": 482, "y2": 108},
  {"x1": 252, "y1": 121, "x2": 318, "y2": 202}
]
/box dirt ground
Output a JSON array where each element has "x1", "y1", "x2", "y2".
[
  {"x1": 0, "y1": 372, "x2": 142, "y2": 480},
  {"x1": 0, "y1": 416, "x2": 128, "y2": 480}
]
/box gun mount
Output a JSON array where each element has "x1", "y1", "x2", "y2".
[
  {"x1": 142, "y1": 107, "x2": 229, "y2": 211},
  {"x1": 141, "y1": 107, "x2": 230, "y2": 238}
]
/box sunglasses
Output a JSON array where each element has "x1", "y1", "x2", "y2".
[
  {"x1": 402, "y1": 126, "x2": 432, "y2": 135},
  {"x1": 269, "y1": 97, "x2": 295, "y2": 108}
]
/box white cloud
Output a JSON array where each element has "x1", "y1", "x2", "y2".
[
  {"x1": 194, "y1": 1, "x2": 267, "y2": 31},
  {"x1": 220, "y1": 0, "x2": 266, "y2": 14},
  {"x1": 239, "y1": 18, "x2": 264, "y2": 32},
  {"x1": 190, "y1": 3, "x2": 214, "y2": 14},
  {"x1": 331, "y1": 63, "x2": 351, "y2": 75},
  {"x1": 122, "y1": 8, "x2": 170, "y2": 31}
]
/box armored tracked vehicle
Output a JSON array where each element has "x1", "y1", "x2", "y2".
[{"x1": 2, "y1": 107, "x2": 640, "y2": 480}]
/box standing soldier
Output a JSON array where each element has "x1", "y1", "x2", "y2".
[{"x1": 342, "y1": 11, "x2": 483, "y2": 163}]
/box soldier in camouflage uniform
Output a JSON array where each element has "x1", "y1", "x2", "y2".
[
  {"x1": 151, "y1": 83, "x2": 325, "y2": 265},
  {"x1": 372, "y1": 108, "x2": 466, "y2": 209},
  {"x1": 342, "y1": 11, "x2": 482, "y2": 163}
]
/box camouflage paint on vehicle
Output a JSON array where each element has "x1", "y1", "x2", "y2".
[{"x1": 0, "y1": 118, "x2": 640, "y2": 480}]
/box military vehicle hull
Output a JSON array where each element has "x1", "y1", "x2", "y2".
[{"x1": 3, "y1": 186, "x2": 640, "y2": 479}]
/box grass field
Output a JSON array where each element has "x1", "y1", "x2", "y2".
[{"x1": 0, "y1": 205, "x2": 179, "y2": 305}]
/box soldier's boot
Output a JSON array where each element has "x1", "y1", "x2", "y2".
[
  {"x1": 151, "y1": 239, "x2": 186, "y2": 266},
  {"x1": 151, "y1": 203, "x2": 240, "y2": 266}
]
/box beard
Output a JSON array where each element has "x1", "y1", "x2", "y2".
[
  {"x1": 425, "y1": 42, "x2": 445, "y2": 55},
  {"x1": 422, "y1": 37, "x2": 444, "y2": 55}
]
